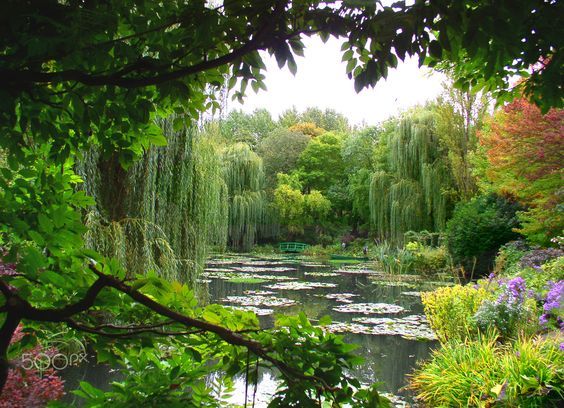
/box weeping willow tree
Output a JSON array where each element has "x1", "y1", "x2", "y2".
[
  {"x1": 76, "y1": 117, "x2": 228, "y2": 284},
  {"x1": 369, "y1": 111, "x2": 454, "y2": 244},
  {"x1": 222, "y1": 143, "x2": 268, "y2": 251}
]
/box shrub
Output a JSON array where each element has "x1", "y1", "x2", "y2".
[
  {"x1": 494, "y1": 240, "x2": 529, "y2": 276},
  {"x1": 445, "y1": 194, "x2": 523, "y2": 276},
  {"x1": 405, "y1": 242, "x2": 450, "y2": 275},
  {"x1": 422, "y1": 285, "x2": 491, "y2": 343},
  {"x1": 0, "y1": 326, "x2": 65, "y2": 408},
  {"x1": 513, "y1": 256, "x2": 564, "y2": 294},
  {"x1": 409, "y1": 334, "x2": 564, "y2": 407}
]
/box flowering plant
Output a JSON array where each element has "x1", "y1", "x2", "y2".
[
  {"x1": 539, "y1": 280, "x2": 563, "y2": 331},
  {"x1": 474, "y1": 277, "x2": 534, "y2": 339},
  {"x1": 0, "y1": 325, "x2": 65, "y2": 408}
]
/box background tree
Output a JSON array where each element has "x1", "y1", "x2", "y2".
[
  {"x1": 288, "y1": 122, "x2": 325, "y2": 138},
  {"x1": 477, "y1": 99, "x2": 564, "y2": 245},
  {"x1": 435, "y1": 81, "x2": 491, "y2": 200},
  {"x1": 297, "y1": 132, "x2": 347, "y2": 193},
  {"x1": 223, "y1": 143, "x2": 267, "y2": 251},
  {"x1": 369, "y1": 109, "x2": 454, "y2": 243},
  {"x1": 257, "y1": 128, "x2": 310, "y2": 187},
  {"x1": 300, "y1": 108, "x2": 350, "y2": 133},
  {"x1": 219, "y1": 109, "x2": 278, "y2": 147}
]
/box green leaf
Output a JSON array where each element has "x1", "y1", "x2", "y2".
[
  {"x1": 346, "y1": 58, "x2": 356, "y2": 74},
  {"x1": 287, "y1": 54, "x2": 297, "y2": 76},
  {"x1": 318, "y1": 315, "x2": 332, "y2": 326},
  {"x1": 40, "y1": 270, "x2": 67, "y2": 286},
  {"x1": 38, "y1": 213, "x2": 54, "y2": 233},
  {"x1": 341, "y1": 49, "x2": 354, "y2": 62}
]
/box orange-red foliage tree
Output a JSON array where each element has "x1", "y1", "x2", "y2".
[{"x1": 479, "y1": 98, "x2": 563, "y2": 244}]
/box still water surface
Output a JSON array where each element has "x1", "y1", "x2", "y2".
[{"x1": 62, "y1": 254, "x2": 452, "y2": 406}]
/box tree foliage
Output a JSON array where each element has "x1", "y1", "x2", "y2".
[
  {"x1": 79, "y1": 120, "x2": 228, "y2": 283},
  {"x1": 369, "y1": 110, "x2": 454, "y2": 243},
  {"x1": 445, "y1": 194, "x2": 523, "y2": 275},
  {"x1": 478, "y1": 99, "x2": 564, "y2": 245},
  {"x1": 273, "y1": 174, "x2": 331, "y2": 236},
  {"x1": 297, "y1": 132, "x2": 347, "y2": 193},
  {"x1": 223, "y1": 143, "x2": 267, "y2": 251},
  {"x1": 219, "y1": 109, "x2": 277, "y2": 147},
  {"x1": 257, "y1": 128, "x2": 310, "y2": 187}
]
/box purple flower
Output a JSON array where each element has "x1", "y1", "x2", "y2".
[
  {"x1": 543, "y1": 281, "x2": 563, "y2": 314},
  {"x1": 539, "y1": 314, "x2": 549, "y2": 326},
  {"x1": 520, "y1": 248, "x2": 563, "y2": 269},
  {"x1": 560, "y1": 343, "x2": 564, "y2": 351},
  {"x1": 497, "y1": 277, "x2": 527, "y2": 305}
]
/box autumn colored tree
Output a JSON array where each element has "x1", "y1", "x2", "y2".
[
  {"x1": 288, "y1": 122, "x2": 325, "y2": 138},
  {"x1": 478, "y1": 99, "x2": 564, "y2": 244}
]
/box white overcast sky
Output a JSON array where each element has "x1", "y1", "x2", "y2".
[{"x1": 229, "y1": 36, "x2": 446, "y2": 127}]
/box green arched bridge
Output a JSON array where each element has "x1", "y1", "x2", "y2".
[{"x1": 279, "y1": 242, "x2": 309, "y2": 253}]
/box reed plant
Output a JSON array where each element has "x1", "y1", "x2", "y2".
[{"x1": 408, "y1": 333, "x2": 564, "y2": 407}]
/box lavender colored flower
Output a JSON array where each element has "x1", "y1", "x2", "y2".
[
  {"x1": 543, "y1": 281, "x2": 563, "y2": 314},
  {"x1": 539, "y1": 314, "x2": 549, "y2": 326},
  {"x1": 520, "y1": 248, "x2": 563, "y2": 269},
  {"x1": 560, "y1": 342, "x2": 564, "y2": 352},
  {"x1": 497, "y1": 277, "x2": 527, "y2": 305}
]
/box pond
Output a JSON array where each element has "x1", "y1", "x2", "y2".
[
  {"x1": 61, "y1": 254, "x2": 453, "y2": 406},
  {"x1": 203, "y1": 254, "x2": 453, "y2": 406}
]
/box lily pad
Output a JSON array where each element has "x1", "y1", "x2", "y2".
[
  {"x1": 223, "y1": 295, "x2": 297, "y2": 308},
  {"x1": 371, "y1": 280, "x2": 418, "y2": 289},
  {"x1": 232, "y1": 266, "x2": 297, "y2": 273},
  {"x1": 246, "y1": 261, "x2": 291, "y2": 266},
  {"x1": 352, "y1": 315, "x2": 436, "y2": 341},
  {"x1": 202, "y1": 271, "x2": 297, "y2": 282},
  {"x1": 300, "y1": 262, "x2": 330, "y2": 268},
  {"x1": 332, "y1": 303, "x2": 405, "y2": 315},
  {"x1": 266, "y1": 281, "x2": 338, "y2": 291},
  {"x1": 304, "y1": 272, "x2": 340, "y2": 277},
  {"x1": 325, "y1": 293, "x2": 359, "y2": 303},
  {"x1": 228, "y1": 306, "x2": 274, "y2": 316},
  {"x1": 227, "y1": 277, "x2": 267, "y2": 284},
  {"x1": 335, "y1": 268, "x2": 379, "y2": 275},
  {"x1": 204, "y1": 267, "x2": 234, "y2": 272},
  {"x1": 243, "y1": 290, "x2": 276, "y2": 296},
  {"x1": 325, "y1": 315, "x2": 436, "y2": 341},
  {"x1": 201, "y1": 271, "x2": 240, "y2": 280}
]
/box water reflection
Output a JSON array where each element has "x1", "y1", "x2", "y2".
[{"x1": 206, "y1": 255, "x2": 448, "y2": 399}]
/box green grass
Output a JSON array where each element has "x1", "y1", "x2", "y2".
[{"x1": 409, "y1": 333, "x2": 564, "y2": 407}]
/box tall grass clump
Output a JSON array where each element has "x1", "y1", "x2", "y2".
[{"x1": 409, "y1": 334, "x2": 564, "y2": 407}]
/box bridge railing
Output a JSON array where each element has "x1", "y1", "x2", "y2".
[{"x1": 279, "y1": 242, "x2": 309, "y2": 252}]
